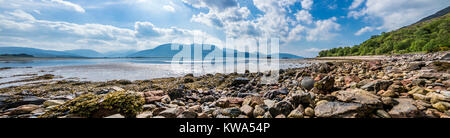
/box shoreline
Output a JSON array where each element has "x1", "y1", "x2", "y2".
[{"x1": 0, "y1": 52, "x2": 449, "y2": 118}]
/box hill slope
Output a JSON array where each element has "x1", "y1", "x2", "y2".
[
  {"x1": 319, "y1": 7, "x2": 450, "y2": 57},
  {"x1": 0, "y1": 47, "x2": 83, "y2": 58}
]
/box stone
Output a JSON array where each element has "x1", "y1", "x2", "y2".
[
  {"x1": 381, "y1": 90, "x2": 398, "y2": 97},
  {"x1": 4, "y1": 96, "x2": 45, "y2": 109},
  {"x1": 231, "y1": 77, "x2": 250, "y2": 86},
  {"x1": 275, "y1": 114, "x2": 286, "y2": 118},
  {"x1": 412, "y1": 79, "x2": 427, "y2": 86},
  {"x1": 188, "y1": 105, "x2": 202, "y2": 113},
  {"x1": 43, "y1": 100, "x2": 65, "y2": 107},
  {"x1": 242, "y1": 96, "x2": 264, "y2": 107},
  {"x1": 253, "y1": 105, "x2": 266, "y2": 117},
  {"x1": 227, "y1": 97, "x2": 244, "y2": 104},
  {"x1": 301, "y1": 77, "x2": 315, "y2": 90},
  {"x1": 104, "y1": 114, "x2": 125, "y2": 118},
  {"x1": 240, "y1": 105, "x2": 254, "y2": 117},
  {"x1": 262, "y1": 112, "x2": 273, "y2": 118},
  {"x1": 287, "y1": 105, "x2": 304, "y2": 118},
  {"x1": 375, "y1": 109, "x2": 391, "y2": 118},
  {"x1": 9, "y1": 104, "x2": 40, "y2": 115},
  {"x1": 200, "y1": 95, "x2": 215, "y2": 103},
  {"x1": 412, "y1": 94, "x2": 429, "y2": 101},
  {"x1": 216, "y1": 98, "x2": 230, "y2": 108},
  {"x1": 167, "y1": 89, "x2": 185, "y2": 99},
  {"x1": 263, "y1": 88, "x2": 289, "y2": 99},
  {"x1": 388, "y1": 84, "x2": 407, "y2": 93},
  {"x1": 344, "y1": 76, "x2": 360, "y2": 85},
  {"x1": 408, "y1": 87, "x2": 427, "y2": 95},
  {"x1": 268, "y1": 101, "x2": 294, "y2": 116},
  {"x1": 304, "y1": 107, "x2": 314, "y2": 117},
  {"x1": 316, "y1": 100, "x2": 328, "y2": 106},
  {"x1": 388, "y1": 98, "x2": 421, "y2": 118},
  {"x1": 432, "y1": 102, "x2": 448, "y2": 112},
  {"x1": 313, "y1": 76, "x2": 335, "y2": 94},
  {"x1": 145, "y1": 96, "x2": 163, "y2": 103},
  {"x1": 264, "y1": 100, "x2": 276, "y2": 108},
  {"x1": 361, "y1": 80, "x2": 393, "y2": 92},
  {"x1": 381, "y1": 97, "x2": 398, "y2": 107},
  {"x1": 314, "y1": 102, "x2": 367, "y2": 118},
  {"x1": 426, "y1": 92, "x2": 449, "y2": 103},
  {"x1": 159, "y1": 107, "x2": 184, "y2": 118},
  {"x1": 407, "y1": 62, "x2": 425, "y2": 70},
  {"x1": 334, "y1": 89, "x2": 382, "y2": 106},
  {"x1": 289, "y1": 92, "x2": 314, "y2": 107},
  {"x1": 179, "y1": 111, "x2": 198, "y2": 118},
  {"x1": 136, "y1": 111, "x2": 153, "y2": 118},
  {"x1": 222, "y1": 107, "x2": 242, "y2": 117}
]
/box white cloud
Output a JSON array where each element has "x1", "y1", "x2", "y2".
[
  {"x1": 49, "y1": 0, "x2": 85, "y2": 13},
  {"x1": 349, "y1": 0, "x2": 364, "y2": 9},
  {"x1": 182, "y1": 0, "x2": 238, "y2": 11},
  {"x1": 294, "y1": 10, "x2": 313, "y2": 24},
  {"x1": 0, "y1": 0, "x2": 86, "y2": 13},
  {"x1": 306, "y1": 17, "x2": 341, "y2": 41},
  {"x1": 305, "y1": 47, "x2": 327, "y2": 52},
  {"x1": 163, "y1": 5, "x2": 175, "y2": 12},
  {"x1": 348, "y1": 0, "x2": 450, "y2": 31},
  {"x1": 301, "y1": 0, "x2": 313, "y2": 10},
  {"x1": 354, "y1": 26, "x2": 374, "y2": 36},
  {"x1": 0, "y1": 10, "x2": 222, "y2": 52}
]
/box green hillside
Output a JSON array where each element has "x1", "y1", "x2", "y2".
[{"x1": 319, "y1": 13, "x2": 450, "y2": 57}]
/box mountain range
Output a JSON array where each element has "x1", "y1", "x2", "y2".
[{"x1": 0, "y1": 44, "x2": 304, "y2": 59}]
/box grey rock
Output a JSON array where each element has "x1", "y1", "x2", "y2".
[
  {"x1": 269, "y1": 101, "x2": 294, "y2": 116},
  {"x1": 314, "y1": 102, "x2": 367, "y2": 118},
  {"x1": 388, "y1": 98, "x2": 421, "y2": 118},
  {"x1": 231, "y1": 77, "x2": 250, "y2": 86},
  {"x1": 361, "y1": 80, "x2": 393, "y2": 92},
  {"x1": 301, "y1": 77, "x2": 314, "y2": 90}
]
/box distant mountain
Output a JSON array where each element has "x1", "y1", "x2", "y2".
[
  {"x1": 64, "y1": 49, "x2": 104, "y2": 57},
  {"x1": 103, "y1": 50, "x2": 139, "y2": 57},
  {"x1": 0, "y1": 47, "x2": 83, "y2": 58},
  {"x1": 416, "y1": 6, "x2": 450, "y2": 24},
  {"x1": 277, "y1": 53, "x2": 304, "y2": 59},
  {"x1": 127, "y1": 44, "x2": 187, "y2": 58},
  {"x1": 127, "y1": 43, "x2": 303, "y2": 59}
]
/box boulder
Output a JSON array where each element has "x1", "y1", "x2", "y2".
[
  {"x1": 159, "y1": 107, "x2": 184, "y2": 118},
  {"x1": 388, "y1": 98, "x2": 421, "y2": 118},
  {"x1": 222, "y1": 107, "x2": 242, "y2": 117},
  {"x1": 334, "y1": 89, "x2": 382, "y2": 106},
  {"x1": 268, "y1": 101, "x2": 294, "y2": 116},
  {"x1": 242, "y1": 96, "x2": 264, "y2": 107},
  {"x1": 361, "y1": 80, "x2": 393, "y2": 92},
  {"x1": 301, "y1": 77, "x2": 315, "y2": 90},
  {"x1": 8, "y1": 104, "x2": 40, "y2": 115},
  {"x1": 231, "y1": 77, "x2": 250, "y2": 86},
  {"x1": 253, "y1": 105, "x2": 266, "y2": 117},
  {"x1": 240, "y1": 105, "x2": 254, "y2": 117},
  {"x1": 314, "y1": 102, "x2": 367, "y2": 118},
  {"x1": 313, "y1": 76, "x2": 335, "y2": 94},
  {"x1": 289, "y1": 92, "x2": 314, "y2": 107}
]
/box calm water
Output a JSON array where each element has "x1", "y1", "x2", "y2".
[{"x1": 0, "y1": 58, "x2": 309, "y2": 88}]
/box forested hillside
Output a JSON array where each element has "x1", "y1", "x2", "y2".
[{"x1": 319, "y1": 12, "x2": 450, "y2": 57}]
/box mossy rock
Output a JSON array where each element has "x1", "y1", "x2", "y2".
[{"x1": 40, "y1": 91, "x2": 144, "y2": 118}]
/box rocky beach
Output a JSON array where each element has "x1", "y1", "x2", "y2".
[{"x1": 0, "y1": 52, "x2": 449, "y2": 118}]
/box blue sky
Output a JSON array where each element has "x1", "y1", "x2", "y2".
[{"x1": 0, "y1": 0, "x2": 449, "y2": 57}]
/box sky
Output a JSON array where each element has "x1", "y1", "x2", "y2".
[{"x1": 0, "y1": 0, "x2": 449, "y2": 57}]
